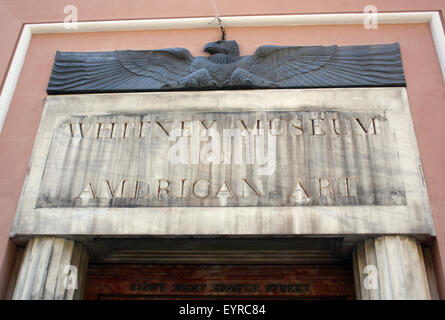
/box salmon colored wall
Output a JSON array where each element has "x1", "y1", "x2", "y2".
[
  {"x1": 1, "y1": 0, "x2": 445, "y2": 91},
  {"x1": 1, "y1": 1, "x2": 445, "y2": 300}
]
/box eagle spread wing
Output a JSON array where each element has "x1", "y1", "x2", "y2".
[
  {"x1": 47, "y1": 42, "x2": 405, "y2": 93},
  {"x1": 239, "y1": 43, "x2": 404, "y2": 87},
  {"x1": 48, "y1": 48, "x2": 198, "y2": 93}
]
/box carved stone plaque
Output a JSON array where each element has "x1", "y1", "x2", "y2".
[
  {"x1": 11, "y1": 89, "x2": 434, "y2": 237},
  {"x1": 36, "y1": 110, "x2": 405, "y2": 208}
]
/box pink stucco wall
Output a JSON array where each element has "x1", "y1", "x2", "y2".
[{"x1": 1, "y1": 1, "x2": 445, "y2": 299}]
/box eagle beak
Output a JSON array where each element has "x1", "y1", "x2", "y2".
[
  {"x1": 204, "y1": 42, "x2": 219, "y2": 54},
  {"x1": 204, "y1": 41, "x2": 228, "y2": 55}
]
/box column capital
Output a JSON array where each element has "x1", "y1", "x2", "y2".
[
  {"x1": 353, "y1": 235, "x2": 433, "y2": 300},
  {"x1": 12, "y1": 236, "x2": 88, "y2": 300}
]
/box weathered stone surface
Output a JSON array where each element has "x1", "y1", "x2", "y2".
[
  {"x1": 12, "y1": 237, "x2": 88, "y2": 300},
  {"x1": 11, "y1": 88, "x2": 434, "y2": 237},
  {"x1": 353, "y1": 236, "x2": 432, "y2": 300},
  {"x1": 36, "y1": 110, "x2": 404, "y2": 208}
]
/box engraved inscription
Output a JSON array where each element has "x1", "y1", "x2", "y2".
[{"x1": 36, "y1": 111, "x2": 405, "y2": 208}]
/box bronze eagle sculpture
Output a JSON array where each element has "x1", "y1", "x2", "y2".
[{"x1": 47, "y1": 40, "x2": 405, "y2": 93}]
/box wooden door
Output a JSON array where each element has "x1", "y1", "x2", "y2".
[{"x1": 84, "y1": 264, "x2": 355, "y2": 300}]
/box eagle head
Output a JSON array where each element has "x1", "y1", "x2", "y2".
[{"x1": 204, "y1": 40, "x2": 240, "y2": 56}]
